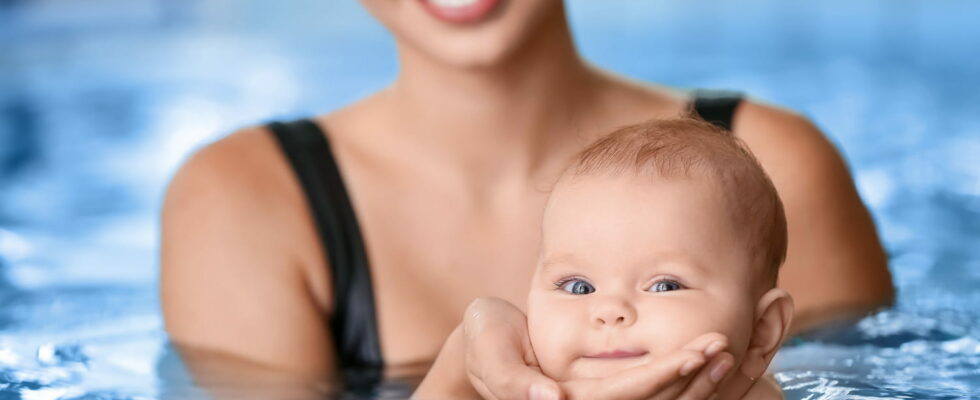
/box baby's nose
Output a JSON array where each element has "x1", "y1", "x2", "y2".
[
  {"x1": 598, "y1": 315, "x2": 627, "y2": 325},
  {"x1": 592, "y1": 298, "x2": 637, "y2": 327}
]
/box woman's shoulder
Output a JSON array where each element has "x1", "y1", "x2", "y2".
[
  {"x1": 731, "y1": 97, "x2": 856, "y2": 192},
  {"x1": 627, "y1": 80, "x2": 828, "y2": 147},
  {"x1": 162, "y1": 93, "x2": 381, "y2": 245},
  {"x1": 160, "y1": 125, "x2": 329, "y2": 322},
  {"x1": 730, "y1": 96, "x2": 893, "y2": 332},
  {"x1": 733, "y1": 98, "x2": 826, "y2": 147},
  {"x1": 160, "y1": 124, "x2": 339, "y2": 374},
  {"x1": 164, "y1": 124, "x2": 300, "y2": 215},
  {"x1": 161, "y1": 122, "x2": 332, "y2": 301}
]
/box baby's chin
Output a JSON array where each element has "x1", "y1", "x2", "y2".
[{"x1": 560, "y1": 353, "x2": 653, "y2": 381}]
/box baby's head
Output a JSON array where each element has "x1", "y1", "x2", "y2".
[{"x1": 526, "y1": 118, "x2": 793, "y2": 391}]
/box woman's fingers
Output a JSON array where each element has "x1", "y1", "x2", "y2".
[
  {"x1": 460, "y1": 302, "x2": 732, "y2": 400},
  {"x1": 462, "y1": 297, "x2": 562, "y2": 400},
  {"x1": 561, "y1": 333, "x2": 731, "y2": 400},
  {"x1": 467, "y1": 366, "x2": 561, "y2": 400},
  {"x1": 468, "y1": 375, "x2": 500, "y2": 400},
  {"x1": 562, "y1": 347, "x2": 708, "y2": 400},
  {"x1": 676, "y1": 351, "x2": 735, "y2": 400},
  {"x1": 682, "y1": 332, "x2": 729, "y2": 355}
]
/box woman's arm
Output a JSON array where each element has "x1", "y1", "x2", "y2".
[
  {"x1": 164, "y1": 343, "x2": 334, "y2": 399},
  {"x1": 734, "y1": 101, "x2": 895, "y2": 334},
  {"x1": 412, "y1": 325, "x2": 484, "y2": 400},
  {"x1": 415, "y1": 298, "x2": 560, "y2": 400},
  {"x1": 160, "y1": 127, "x2": 338, "y2": 377}
]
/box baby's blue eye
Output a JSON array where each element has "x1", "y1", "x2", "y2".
[
  {"x1": 560, "y1": 279, "x2": 595, "y2": 295},
  {"x1": 648, "y1": 280, "x2": 683, "y2": 292}
]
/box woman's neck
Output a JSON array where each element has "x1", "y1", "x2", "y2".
[{"x1": 383, "y1": 5, "x2": 602, "y2": 187}]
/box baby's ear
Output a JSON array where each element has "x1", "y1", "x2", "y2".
[{"x1": 739, "y1": 288, "x2": 793, "y2": 380}]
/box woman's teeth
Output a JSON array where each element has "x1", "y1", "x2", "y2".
[{"x1": 429, "y1": 0, "x2": 478, "y2": 8}]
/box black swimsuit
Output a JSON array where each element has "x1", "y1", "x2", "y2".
[{"x1": 266, "y1": 89, "x2": 743, "y2": 388}]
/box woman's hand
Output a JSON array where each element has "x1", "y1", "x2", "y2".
[
  {"x1": 460, "y1": 297, "x2": 733, "y2": 400},
  {"x1": 461, "y1": 297, "x2": 562, "y2": 400},
  {"x1": 412, "y1": 297, "x2": 555, "y2": 400},
  {"x1": 561, "y1": 332, "x2": 734, "y2": 400}
]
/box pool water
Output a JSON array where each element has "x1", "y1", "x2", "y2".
[{"x1": 1, "y1": 1, "x2": 979, "y2": 399}]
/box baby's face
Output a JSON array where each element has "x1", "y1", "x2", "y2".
[{"x1": 527, "y1": 175, "x2": 759, "y2": 381}]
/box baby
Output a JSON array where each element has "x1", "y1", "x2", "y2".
[
  {"x1": 415, "y1": 117, "x2": 793, "y2": 399},
  {"x1": 525, "y1": 117, "x2": 792, "y2": 398}
]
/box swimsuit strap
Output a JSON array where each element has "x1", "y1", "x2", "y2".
[
  {"x1": 690, "y1": 89, "x2": 745, "y2": 131},
  {"x1": 267, "y1": 119, "x2": 383, "y2": 388}
]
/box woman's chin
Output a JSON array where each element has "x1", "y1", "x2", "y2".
[
  {"x1": 401, "y1": 31, "x2": 520, "y2": 70},
  {"x1": 388, "y1": 0, "x2": 565, "y2": 70}
]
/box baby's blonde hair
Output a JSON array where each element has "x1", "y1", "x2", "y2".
[{"x1": 562, "y1": 117, "x2": 787, "y2": 289}]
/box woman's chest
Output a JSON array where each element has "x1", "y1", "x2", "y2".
[{"x1": 353, "y1": 186, "x2": 547, "y2": 370}]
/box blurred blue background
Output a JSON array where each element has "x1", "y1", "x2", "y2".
[{"x1": 1, "y1": 0, "x2": 978, "y2": 398}]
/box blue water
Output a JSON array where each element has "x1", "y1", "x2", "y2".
[{"x1": 1, "y1": 1, "x2": 978, "y2": 399}]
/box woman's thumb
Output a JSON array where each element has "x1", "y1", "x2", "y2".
[{"x1": 528, "y1": 380, "x2": 562, "y2": 400}]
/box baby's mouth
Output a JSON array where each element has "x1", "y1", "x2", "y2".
[
  {"x1": 571, "y1": 349, "x2": 651, "y2": 380},
  {"x1": 582, "y1": 349, "x2": 649, "y2": 359}
]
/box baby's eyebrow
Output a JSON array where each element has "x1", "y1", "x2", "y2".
[
  {"x1": 638, "y1": 252, "x2": 706, "y2": 270},
  {"x1": 654, "y1": 257, "x2": 720, "y2": 280},
  {"x1": 539, "y1": 253, "x2": 591, "y2": 270},
  {"x1": 539, "y1": 252, "x2": 709, "y2": 276}
]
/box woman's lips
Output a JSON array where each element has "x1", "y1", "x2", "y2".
[
  {"x1": 583, "y1": 349, "x2": 649, "y2": 359},
  {"x1": 418, "y1": 0, "x2": 501, "y2": 24}
]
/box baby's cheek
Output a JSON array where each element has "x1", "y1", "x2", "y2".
[
  {"x1": 528, "y1": 325, "x2": 571, "y2": 379},
  {"x1": 527, "y1": 298, "x2": 583, "y2": 380},
  {"x1": 637, "y1": 302, "x2": 745, "y2": 357},
  {"x1": 676, "y1": 301, "x2": 755, "y2": 359}
]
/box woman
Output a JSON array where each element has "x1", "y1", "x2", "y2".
[{"x1": 160, "y1": 0, "x2": 893, "y2": 398}]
